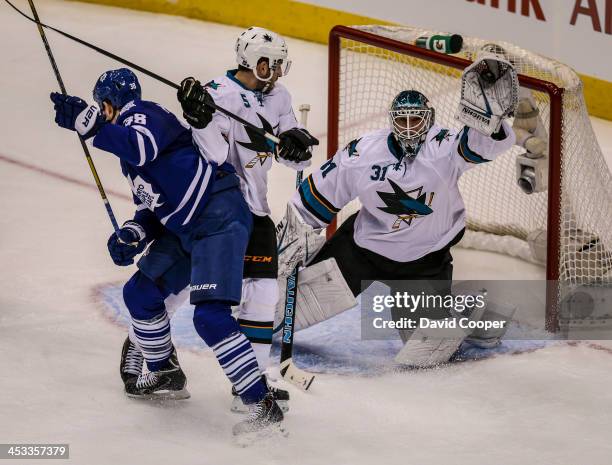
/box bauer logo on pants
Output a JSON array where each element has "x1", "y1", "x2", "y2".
[{"x1": 190, "y1": 283, "x2": 217, "y2": 291}]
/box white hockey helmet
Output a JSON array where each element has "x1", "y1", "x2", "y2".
[{"x1": 235, "y1": 27, "x2": 291, "y2": 82}]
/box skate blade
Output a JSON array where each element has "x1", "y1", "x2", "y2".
[
  {"x1": 232, "y1": 422, "x2": 288, "y2": 447},
  {"x1": 126, "y1": 388, "x2": 191, "y2": 401},
  {"x1": 230, "y1": 397, "x2": 289, "y2": 414}
]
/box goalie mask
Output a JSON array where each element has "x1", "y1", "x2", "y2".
[
  {"x1": 235, "y1": 27, "x2": 291, "y2": 88},
  {"x1": 389, "y1": 90, "x2": 435, "y2": 158}
]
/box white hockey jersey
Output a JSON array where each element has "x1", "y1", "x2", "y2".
[
  {"x1": 192, "y1": 70, "x2": 304, "y2": 216},
  {"x1": 292, "y1": 122, "x2": 515, "y2": 262}
]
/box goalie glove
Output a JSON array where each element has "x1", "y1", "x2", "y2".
[
  {"x1": 276, "y1": 202, "x2": 326, "y2": 278},
  {"x1": 456, "y1": 56, "x2": 519, "y2": 136}
]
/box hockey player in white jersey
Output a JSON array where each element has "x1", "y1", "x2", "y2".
[
  {"x1": 179, "y1": 27, "x2": 319, "y2": 414},
  {"x1": 276, "y1": 55, "x2": 519, "y2": 366},
  {"x1": 117, "y1": 26, "x2": 318, "y2": 415}
]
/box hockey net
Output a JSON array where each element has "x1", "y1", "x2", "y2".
[{"x1": 327, "y1": 25, "x2": 612, "y2": 330}]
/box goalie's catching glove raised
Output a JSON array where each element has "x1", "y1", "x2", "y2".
[
  {"x1": 177, "y1": 77, "x2": 215, "y2": 129},
  {"x1": 456, "y1": 56, "x2": 519, "y2": 136}
]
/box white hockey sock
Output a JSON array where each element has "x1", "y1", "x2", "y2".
[{"x1": 236, "y1": 278, "x2": 278, "y2": 373}]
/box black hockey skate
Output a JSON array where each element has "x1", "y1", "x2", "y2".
[
  {"x1": 125, "y1": 348, "x2": 190, "y2": 400},
  {"x1": 232, "y1": 392, "x2": 286, "y2": 441},
  {"x1": 120, "y1": 336, "x2": 144, "y2": 393},
  {"x1": 231, "y1": 375, "x2": 290, "y2": 413}
]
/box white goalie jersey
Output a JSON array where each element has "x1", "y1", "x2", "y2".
[
  {"x1": 292, "y1": 122, "x2": 515, "y2": 262},
  {"x1": 191, "y1": 70, "x2": 305, "y2": 216}
]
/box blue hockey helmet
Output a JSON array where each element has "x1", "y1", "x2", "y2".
[
  {"x1": 93, "y1": 68, "x2": 141, "y2": 109},
  {"x1": 389, "y1": 90, "x2": 435, "y2": 158}
]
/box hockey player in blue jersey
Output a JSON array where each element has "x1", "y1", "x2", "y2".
[{"x1": 50, "y1": 68, "x2": 283, "y2": 435}]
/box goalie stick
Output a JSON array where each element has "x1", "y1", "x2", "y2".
[
  {"x1": 279, "y1": 104, "x2": 315, "y2": 391},
  {"x1": 3, "y1": 0, "x2": 280, "y2": 147},
  {"x1": 26, "y1": 0, "x2": 119, "y2": 233}
]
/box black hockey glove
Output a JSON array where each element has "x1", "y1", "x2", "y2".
[
  {"x1": 177, "y1": 77, "x2": 215, "y2": 129},
  {"x1": 277, "y1": 128, "x2": 319, "y2": 163}
]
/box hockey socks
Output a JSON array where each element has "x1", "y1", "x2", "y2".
[
  {"x1": 193, "y1": 301, "x2": 267, "y2": 404},
  {"x1": 238, "y1": 318, "x2": 273, "y2": 372},
  {"x1": 131, "y1": 311, "x2": 173, "y2": 372}
]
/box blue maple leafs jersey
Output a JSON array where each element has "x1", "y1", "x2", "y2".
[{"x1": 93, "y1": 100, "x2": 229, "y2": 233}]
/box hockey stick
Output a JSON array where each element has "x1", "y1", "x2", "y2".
[
  {"x1": 3, "y1": 0, "x2": 280, "y2": 146},
  {"x1": 26, "y1": 0, "x2": 119, "y2": 232},
  {"x1": 279, "y1": 104, "x2": 315, "y2": 391}
]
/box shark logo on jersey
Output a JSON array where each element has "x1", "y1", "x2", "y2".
[
  {"x1": 238, "y1": 113, "x2": 277, "y2": 168},
  {"x1": 377, "y1": 179, "x2": 435, "y2": 230},
  {"x1": 205, "y1": 80, "x2": 221, "y2": 90},
  {"x1": 128, "y1": 175, "x2": 164, "y2": 211},
  {"x1": 343, "y1": 138, "x2": 361, "y2": 157},
  {"x1": 432, "y1": 129, "x2": 452, "y2": 146}
]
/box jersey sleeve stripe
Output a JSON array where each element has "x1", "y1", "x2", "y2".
[
  {"x1": 132, "y1": 125, "x2": 159, "y2": 162},
  {"x1": 298, "y1": 175, "x2": 339, "y2": 224},
  {"x1": 160, "y1": 157, "x2": 204, "y2": 226},
  {"x1": 135, "y1": 131, "x2": 147, "y2": 166},
  {"x1": 182, "y1": 162, "x2": 213, "y2": 226},
  {"x1": 457, "y1": 127, "x2": 491, "y2": 164}
]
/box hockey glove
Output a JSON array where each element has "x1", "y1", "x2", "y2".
[
  {"x1": 107, "y1": 221, "x2": 147, "y2": 266},
  {"x1": 177, "y1": 77, "x2": 215, "y2": 129},
  {"x1": 455, "y1": 56, "x2": 518, "y2": 136},
  {"x1": 277, "y1": 128, "x2": 319, "y2": 163},
  {"x1": 50, "y1": 92, "x2": 105, "y2": 139}
]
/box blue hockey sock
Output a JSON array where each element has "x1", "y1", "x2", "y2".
[
  {"x1": 131, "y1": 312, "x2": 173, "y2": 372},
  {"x1": 123, "y1": 272, "x2": 173, "y2": 372},
  {"x1": 193, "y1": 301, "x2": 267, "y2": 404}
]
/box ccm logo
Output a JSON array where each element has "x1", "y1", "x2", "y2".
[
  {"x1": 245, "y1": 255, "x2": 272, "y2": 263},
  {"x1": 190, "y1": 283, "x2": 217, "y2": 291}
]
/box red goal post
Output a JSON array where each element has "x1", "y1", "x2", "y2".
[{"x1": 327, "y1": 25, "x2": 612, "y2": 331}]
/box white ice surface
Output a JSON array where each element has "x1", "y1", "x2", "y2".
[{"x1": 1, "y1": 1, "x2": 612, "y2": 464}]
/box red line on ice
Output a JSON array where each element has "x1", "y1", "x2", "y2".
[{"x1": 0, "y1": 153, "x2": 131, "y2": 201}]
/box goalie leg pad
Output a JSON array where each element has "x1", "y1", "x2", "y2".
[
  {"x1": 464, "y1": 299, "x2": 516, "y2": 349},
  {"x1": 275, "y1": 258, "x2": 357, "y2": 332},
  {"x1": 394, "y1": 292, "x2": 487, "y2": 367}
]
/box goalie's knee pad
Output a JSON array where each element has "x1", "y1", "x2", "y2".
[{"x1": 123, "y1": 271, "x2": 168, "y2": 320}]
